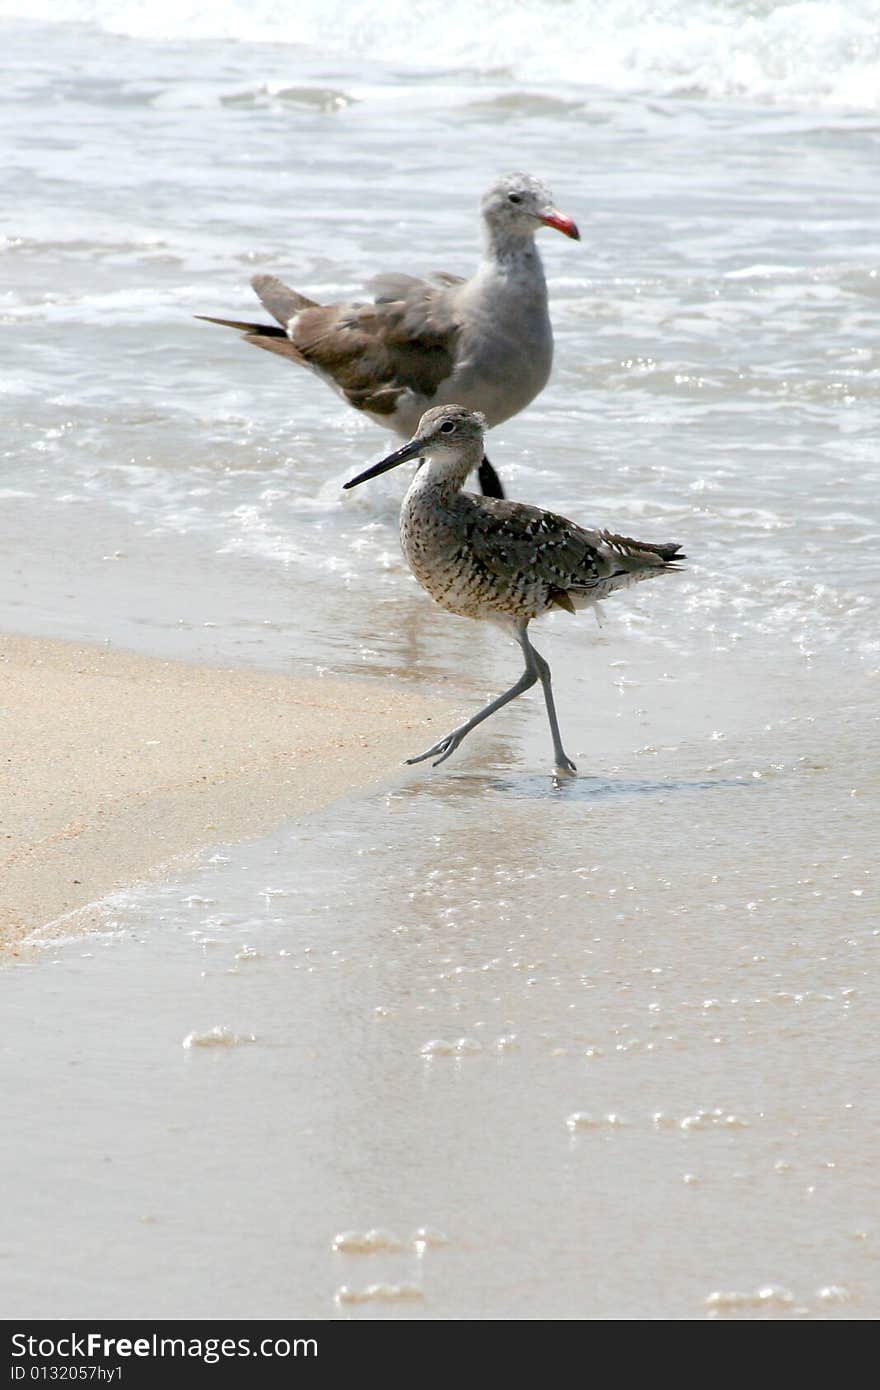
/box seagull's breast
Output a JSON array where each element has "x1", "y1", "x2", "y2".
[{"x1": 444, "y1": 269, "x2": 553, "y2": 427}]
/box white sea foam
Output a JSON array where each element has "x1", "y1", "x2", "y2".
[{"x1": 3, "y1": 0, "x2": 880, "y2": 110}]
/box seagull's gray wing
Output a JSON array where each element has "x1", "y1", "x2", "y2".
[{"x1": 367, "y1": 271, "x2": 465, "y2": 301}]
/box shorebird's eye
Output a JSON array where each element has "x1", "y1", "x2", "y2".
[
  {"x1": 507, "y1": 192, "x2": 522, "y2": 204},
  {"x1": 440, "y1": 421, "x2": 456, "y2": 434}
]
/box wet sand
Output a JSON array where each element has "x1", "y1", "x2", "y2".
[{"x1": 0, "y1": 633, "x2": 457, "y2": 946}]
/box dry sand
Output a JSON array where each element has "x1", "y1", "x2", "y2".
[{"x1": 0, "y1": 632, "x2": 456, "y2": 946}]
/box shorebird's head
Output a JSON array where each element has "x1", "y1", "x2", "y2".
[
  {"x1": 343, "y1": 406, "x2": 487, "y2": 491},
  {"x1": 481, "y1": 173, "x2": 580, "y2": 242}
]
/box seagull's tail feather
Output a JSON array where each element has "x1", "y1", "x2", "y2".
[
  {"x1": 194, "y1": 314, "x2": 306, "y2": 365},
  {"x1": 195, "y1": 314, "x2": 285, "y2": 335}
]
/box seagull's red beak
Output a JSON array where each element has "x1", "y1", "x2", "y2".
[{"x1": 540, "y1": 209, "x2": 580, "y2": 240}]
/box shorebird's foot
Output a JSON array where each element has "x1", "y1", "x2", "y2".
[
  {"x1": 405, "y1": 727, "x2": 468, "y2": 767},
  {"x1": 553, "y1": 754, "x2": 577, "y2": 778}
]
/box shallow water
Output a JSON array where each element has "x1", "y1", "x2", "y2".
[{"x1": 1, "y1": 2, "x2": 879, "y2": 1320}]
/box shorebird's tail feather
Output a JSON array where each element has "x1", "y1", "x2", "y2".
[
  {"x1": 564, "y1": 531, "x2": 686, "y2": 604},
  {"x1": 601, "y1": 531, "x2": 686, "y2": 567}
]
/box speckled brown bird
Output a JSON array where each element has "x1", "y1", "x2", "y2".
[
  {"x1": 344, "y1": 405, "x2": 685, "y2": 775},
  {"x1": 197, "y1": 173, "x2": 580, "y2": 500}
]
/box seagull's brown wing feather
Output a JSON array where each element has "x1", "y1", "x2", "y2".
[
  {"x1": 251, "y1": 274, "x2": 320, "y2": 325},
  {"x1": 289, "y1": 279, "x2": 462, "y2": 416},
  {"x1": 200, "y1": 272, "x2": 463, "y2": 415}
]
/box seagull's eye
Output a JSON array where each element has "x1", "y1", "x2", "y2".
[
  {"x1": 507, "y1": 192, "x2": 522, "y2": 204},
  {"x1": 440, "y1": 421, "x2": 456, "y2": 434}
]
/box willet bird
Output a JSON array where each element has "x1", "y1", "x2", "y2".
[
  {"x1": 197, "y1": 173, "x2": 579, "y2": 499},
  {"x1": 344, "y1": 405, "x2": 684, "y2": 776}
]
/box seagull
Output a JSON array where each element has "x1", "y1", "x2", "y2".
[
  {"x1": 344, "y1": 405, "x2": 684, "y2": 776},
  {"x1": 197, "y1": 173, "x2": 580, "y2": 499}
]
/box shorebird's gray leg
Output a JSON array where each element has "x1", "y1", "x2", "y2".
[
  {"x1": 406, "y1": 663, "x2": 538, "y2": 767},
  {"x1": 518, "y1": 623, "x2": 577, "y2": 776},
  {"x1": 405, "y1": 620, "x2": 575, "y2": 772},
  {"x1": 478, "y1": 455, "x2": 505, "y2": 500}
]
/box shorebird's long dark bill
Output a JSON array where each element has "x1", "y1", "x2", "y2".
[{"x1": 343, "y1": 437, "x2": 424, "y2": 489}]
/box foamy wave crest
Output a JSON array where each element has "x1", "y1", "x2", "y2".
[{"x1": 4, "y1": 0, "x2": 880, "y2": 109}]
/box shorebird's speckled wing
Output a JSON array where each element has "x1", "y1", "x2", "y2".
[{"x1": 465, "y1": 498, "x2": 683, "y2": 599}]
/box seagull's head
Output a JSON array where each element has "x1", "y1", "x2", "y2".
[
  {"x1": 481, "y1": 173, "x2": 580, "y2": 242},
  {"x1": 343, "y1": 406, "x2": 487, "y2": 491}
]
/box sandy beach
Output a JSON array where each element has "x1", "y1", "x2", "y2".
[{"x1": 1, "y1": 632, "x2": 456, "y2": 947}]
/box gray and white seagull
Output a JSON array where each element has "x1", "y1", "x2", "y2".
[
  {"x1": 197, "y1": 173, "x2": 580, "y2": 499},
  {"x1": 344, "y1": 405, "x2": 685, "y2": 776}
]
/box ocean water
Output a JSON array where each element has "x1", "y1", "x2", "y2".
[{"x1": 1, "y1": 1, "x2": 878, "y2": 1320}]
